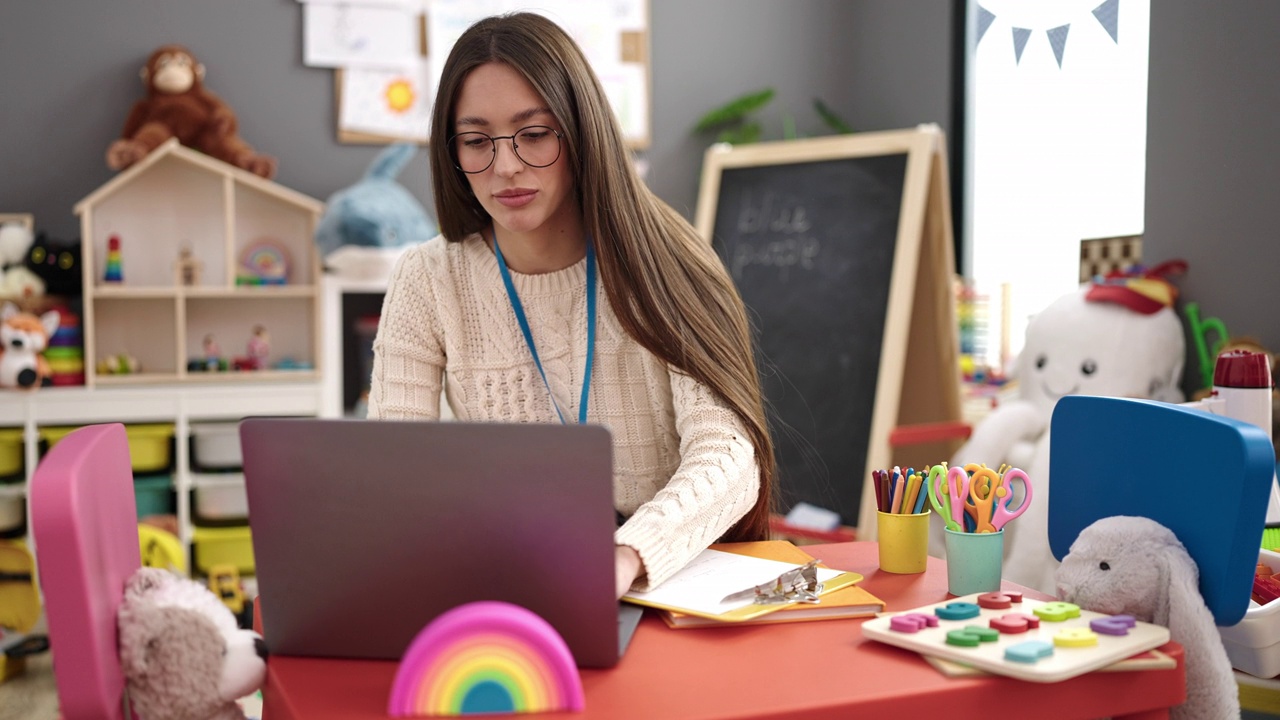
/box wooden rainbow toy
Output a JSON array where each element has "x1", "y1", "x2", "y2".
[{"x1": 387, "y1": 601, "x2": 585, "y2": 716}]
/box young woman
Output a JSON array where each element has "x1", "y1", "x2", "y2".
[{"x1": 367, "y1": 12, "x2": 776, "y2": 597}]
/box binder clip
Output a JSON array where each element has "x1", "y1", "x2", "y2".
[{"x1": 721, "y1": 560, "x2": 824, "y2": 605}]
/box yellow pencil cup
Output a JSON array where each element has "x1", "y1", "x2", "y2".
[{"x1": 877, "y1": 509, "x2": 930, "y2": 574}]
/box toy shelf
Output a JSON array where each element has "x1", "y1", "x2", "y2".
[{"x1": 74, "y1": 138, "x2": 325, "y2": 388}]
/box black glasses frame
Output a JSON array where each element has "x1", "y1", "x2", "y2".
[{"x1": 448, "y1": 125, "x2": 564, "y2": 174}]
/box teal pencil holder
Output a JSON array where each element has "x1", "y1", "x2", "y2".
[{"x1": 943, "y1": 528, "x2": 1003, "y2": 596}]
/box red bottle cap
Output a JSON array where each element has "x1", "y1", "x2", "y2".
[{"x1": 1214, "y1": 349, "x2": 1273, "y2": 389}]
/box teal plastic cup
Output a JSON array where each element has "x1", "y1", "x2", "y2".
[{"x1": 943, "y1": 528, "x2": 1004, "y2": 596}]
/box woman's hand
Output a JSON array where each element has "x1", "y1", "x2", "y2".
[{"x1": 615, "y1": 545, "x2": 643, "y2": 599}]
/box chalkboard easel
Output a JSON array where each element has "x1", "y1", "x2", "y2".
[{"x1": 694, "y1": 125, "x2": 963, "y2": 538}]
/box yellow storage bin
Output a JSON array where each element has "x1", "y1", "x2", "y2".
[
  {"x1": 0, "y1": 428, "x2": 23, "y2": 479},
  {"x1": 41, "y1": 423, "x2": 174, "y2": 474},
  {"x1": 192, "y1": 525, "x2": 255, "y2": 575}
]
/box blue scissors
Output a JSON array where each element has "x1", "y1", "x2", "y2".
[{"x1": 966, "y1": 465, "x2": 1034, "y2": 533}]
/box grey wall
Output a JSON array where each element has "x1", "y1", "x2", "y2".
[
  {"x1": 1145, "y1": 1, "x2": 1280, "y2": 389},
  {"x1": 0, "y1": 1, "x2": 952, "y2": 240}
]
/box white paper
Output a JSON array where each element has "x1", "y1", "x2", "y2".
[
  {"x1": 338, "y1": 60, "x2": 432, "y2": 141},
  {"x1": 304, "y1": 3, "x2": 419, "y2": 69},
  {"x1": 623, "y1": 549, "x2": 841, "y2": 617}
]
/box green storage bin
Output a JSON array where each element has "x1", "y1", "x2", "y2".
[
  {"x1": 134, "y1": 475, "x2": 173, "y2": 518},
  {"x1": 0, "y1": 428, "x2": 22, "y2": 480},
  {"x1": 42, "y1": 423, "x2": 174, "y2": 473}
]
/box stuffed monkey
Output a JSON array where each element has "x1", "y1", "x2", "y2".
[{"x1": 106, "y1": 44, "x2": 277, "y2": 179}]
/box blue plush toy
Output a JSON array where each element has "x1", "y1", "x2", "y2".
[{"x1": 314, "y1": 142, "x2": 436, "y2": 277}]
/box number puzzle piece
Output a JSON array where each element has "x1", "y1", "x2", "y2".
[
  {"x1": 1090, "y1": 614, "x2": 1137, "y2": 636},
  {"x1": 1033, "y1": 601, "x2": 1081, "y2": 622},
  {"x1": 935, "y1": 602, "x2": 981, "y2": 621},
  {"x1": 962, "y1": 625, "x2": 999, "y2": 642},
  {"x1": 889, "y1": 613, "x2": 939, "y2": 633},
  {"x1": 990, "y1": 613, "x2": 1041, "y2": 634},
  {"x1": 945, "y1": 627, "x2": 995, "y2": 647},
  {"x1": 976, "y1": 591, "x2": 1023, "y2": 609},
  {"x1": 1054, "y1": 628, "x2": 1098, "y2": 647},
  {"x1": 1005, "y1": 640, "x2": 1054, "y2": 664}
]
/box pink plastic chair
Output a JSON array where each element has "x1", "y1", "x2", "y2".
[{"x1": 30, "y1": 423, "x2": 140, "y2": 720}]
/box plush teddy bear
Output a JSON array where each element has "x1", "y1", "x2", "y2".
[
  {"x1": 1056, "y1": 516, "x2": 1238, "y2": 720},
  {"x1": 314, "y1": 142, "x2": 436, "y2": 279},
  {"x1": 933, "y1": 262, "x2": 1188, "y2": 594},
  {"x1": 106, "y1": 44, "x2": 276, "y2": 179},
  {"x1": 117, "y1": 567, "x2": 267, "y2": 720},
  {"x1": 0, "y1": 301, "x2": 59, "y2": 390}
]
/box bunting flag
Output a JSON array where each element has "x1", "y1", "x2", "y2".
[{"x1": 978, "y1": 0, "x2": 1121, "y2": 67}]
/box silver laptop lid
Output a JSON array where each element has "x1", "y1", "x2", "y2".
[{"x1": 240, "y1": 418, "x2": 621, "y2": 667}]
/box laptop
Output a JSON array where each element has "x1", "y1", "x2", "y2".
[{"x1": 239, "y1": 417, "x2": 642, "y2": 668}]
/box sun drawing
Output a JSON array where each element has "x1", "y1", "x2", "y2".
[{"x1": 384, "y1": 79, "x2": 415, "y2": 114}]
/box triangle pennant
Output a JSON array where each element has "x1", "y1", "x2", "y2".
[
  {"x1": 1047, "y1": 24, "x2": 1071, "y2": 67},
  {"x1": 1093, "y1": 0, "x2": 1120, "y2": 43},
  {"x1": 1012, "y1": 27, "x2": 1032, "y2": 64},
  {"x1": 976, "y1": 5, "x2": 996, "y2": 45}
]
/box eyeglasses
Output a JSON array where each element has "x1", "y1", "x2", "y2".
[{"x1": 448, "y1": 125, "x2": 563, "y2": 174}]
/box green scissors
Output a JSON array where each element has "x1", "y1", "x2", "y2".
[{"x1": 926, "y1": 463, "x2": 962, "y2": 531}]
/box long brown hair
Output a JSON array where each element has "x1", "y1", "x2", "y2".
[{"x1": 428, "y1": 13, "x2": 775, "y2": 541}]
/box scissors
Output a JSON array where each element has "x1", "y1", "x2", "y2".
[
  {"x1": 934, "y1": 465, "x2": 974, "y2": 532},
  {"x1": 966, "y1": 465, "x2": 1034, "y2": 533},
  {"x1": 926, "y1": 464, "x2": 960, "y2": 531}
]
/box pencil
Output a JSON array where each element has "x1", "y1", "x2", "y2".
[{"x1": 890, "y1": 472, "x2": 905, "y2": 514}]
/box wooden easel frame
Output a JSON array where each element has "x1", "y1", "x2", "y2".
[{"x1": 694, "y1": 125, "x2": 963, "y2": 538}]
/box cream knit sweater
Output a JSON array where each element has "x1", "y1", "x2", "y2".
[{"x1": 367, "y1": 234, "x2": 760, "y2": 589}]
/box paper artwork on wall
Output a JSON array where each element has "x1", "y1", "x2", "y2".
[
  {"x1": 303, "y1": 1, "x2": 420, "y2": 69},
  {"x1": 338, "y1": 60, "x2": 432, "y2": 143},
  {"x1": 977, "y1": 0, "x2": 1120, "y2": 68}
]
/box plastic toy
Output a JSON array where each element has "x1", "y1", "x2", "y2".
[
  {"x1": 1056, "y1": 516, "x2": 1238, "y2": 720},
  {"x1": 0, "y1": 301, "x2": 60, "y2": 389},
  {"x1": 176, "y1": 245, "x2": 203, "y2": 286},
  {"x1": 236, "y1": 239, "x2": 288, "y2": 286},
  {"x1": 238, "y1": 325, "x2": 270, "y2": 370},
  {"x1": 103, "y1": 234, "x2": 124, "y2": 283},
  {"x1": 98, "y1": 352, "x2": 140, "y2": 375},
  {"x1": 314, "y1": 142, "x2": 436, "y2": 278}
]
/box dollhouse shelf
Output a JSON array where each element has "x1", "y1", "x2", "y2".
[{"x1": 74, "y1": 138, "x2": 325, "y2": 387}]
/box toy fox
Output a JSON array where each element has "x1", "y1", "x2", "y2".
[{"x1": 0, "y1": 302, "x2": 59, "y2": 389}]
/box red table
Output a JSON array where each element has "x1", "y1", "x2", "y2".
[{"x1": 257, "y1": 542, "x2": 1184, "y2": 719}]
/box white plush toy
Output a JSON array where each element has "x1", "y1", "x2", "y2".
[
  {"x1": 117, "y1": 567, "x2": 267, "y2": 720},
  {"x1": 0, "y1": 222, "x2": 44, "y2": 300},
  {"x1": 1056, "y1": 516, "x2": 1238, "y2": 720},
  {"x1": 933, "y1": 263, "x2": 1188, "y2": 593}
]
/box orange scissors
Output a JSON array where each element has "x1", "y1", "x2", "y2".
[{"x1": 966, "y1": 465, "x2": 1034, "y2": 533}]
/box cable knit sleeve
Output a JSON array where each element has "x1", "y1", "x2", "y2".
[
  {"x1": 367, "y1": 247, "x2": 445, "y2": 420},
  {"x1": 614, "y1": 370, "x2": 761, "y2": 589}
]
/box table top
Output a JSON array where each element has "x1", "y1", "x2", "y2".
[{"x1": 259, "y1": 542, "x2": 1184, "y2": 720}]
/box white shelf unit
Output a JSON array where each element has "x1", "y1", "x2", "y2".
[
  {"x1": 0, "y1": 382, "x2": 325, "y2": 570},
  {"x1": 74, "y1": 138, "x2": 325, "y2": 388}
]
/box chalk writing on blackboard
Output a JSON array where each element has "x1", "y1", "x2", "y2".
[{"x1": 731, "y1": 190, "x2": 819, "y2": 282}]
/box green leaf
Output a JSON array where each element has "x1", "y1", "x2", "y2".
[
  {"x1": 813, "y1": 98, "x2": 854, "y2": 134},
  {"x1": 695, "y1": 89, "x2": 776, "y2": 131},
  {"x1": 717, "y1": 123, "x2": 763, "y2": 145}
]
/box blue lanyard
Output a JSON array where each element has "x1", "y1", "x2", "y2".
[{"x1": 493, "y1": 233, "x2": 596, "y2": 425}]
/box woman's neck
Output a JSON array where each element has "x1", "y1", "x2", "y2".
[{"x1": 490, "y1": 221, "x2": 587, "y2": 274}]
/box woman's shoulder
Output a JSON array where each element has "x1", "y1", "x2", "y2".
[{"x1": 397, "y1": 233, "x2": 487, "y2": 276}]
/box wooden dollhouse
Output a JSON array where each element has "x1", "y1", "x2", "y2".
[{"x1": 73, "y1": 138, "x2": 325, "y2": 387}]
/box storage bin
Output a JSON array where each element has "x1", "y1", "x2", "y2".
[
  {"x1": 192, "y1": 525, "x2": 255, "y2": 575},
  {"x1": 0, "y1": 428, "x2": 23, "y2": 480},
  {"x1": 190, "y1": 422, "x2": 243, "y2": 471},
  {"x1": 1220, "y1": 548, "x2": 1280, "y2": 677},
  {"x1": 134, "y1": 475, "x2": 174, "y2": 518},
  {"x1": 42, "y1": 423, "x2": 174, "y2": 473},
  {"x1": 0, "y1": 496, "x2": 23, "y2": 536},
  {"x1": 193, "y1": 483, "x2": 249, "y2": 523}
]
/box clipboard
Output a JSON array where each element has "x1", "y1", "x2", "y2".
[{"x1": 621, "y1": 548, "x2": 863, "y2": 622}]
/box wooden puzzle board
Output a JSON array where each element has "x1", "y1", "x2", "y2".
[{"x1": 861, "y1": 592, "x2": 1170, "y2": 683}]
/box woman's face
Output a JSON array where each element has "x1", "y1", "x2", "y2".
[{"x1": 452, "y1": 61, "x2": 578, "y2": 243}]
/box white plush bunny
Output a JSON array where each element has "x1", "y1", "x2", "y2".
[{"x1": 1055, "y1": 516, "x2": 1238, "y2": 720}]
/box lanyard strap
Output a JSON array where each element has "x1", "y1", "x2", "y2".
[{"x1": 493, "y1": 233, "x2": 596, "y2": 425}]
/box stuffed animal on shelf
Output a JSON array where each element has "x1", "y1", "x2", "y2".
[
  {"x1": 314, "y1": 142, "x2": 436, "y2": 279},
  {"x1": 0, "y1": 223, "x2": 44, "y2": 301},
  {"x1": 0, "y1": 302, "x2": 59, "y2": 390},
  {"x1": 106, "y1": 44, "x2": 277, "y2": 179},
  {"x1": 117, "y1": 567, "x2": 267, "y2": 720},
  {"x1": 1056, "y1": 516, "x2": 1238, "y2": 720},
  {"x1": 933, "y1": 261, "x2": 1189, "y2": 594},
  {"x1": 24, "y1": 233, "x2": 81, "y2": 297}
]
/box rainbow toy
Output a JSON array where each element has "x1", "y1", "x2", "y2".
[{"x1": 387, "y1": 601, "x2": 584, "y2": 717}]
